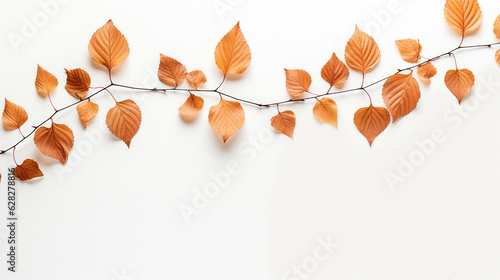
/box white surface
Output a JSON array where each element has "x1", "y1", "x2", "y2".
[{"x1": 0, "y1": 0, "x2": 500, "y2": 279}]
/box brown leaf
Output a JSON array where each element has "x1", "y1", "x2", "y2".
[
  {"x1": 354, "y1": 105, "x2": 390, "y2": 146},
  {"x1": 444, "y1": 0, "x2": 482, "y2": 36},
  {"x1": 186, "y1": 70, "x2": 207, "y2": 89},
  {"x1": 417, "y1": 62, "x2": 437, "y2": 85},
  {"x1": 395, "y1": 39, "x2": 422, "y2": 63},
  {"x1": 312, "y1": 98, "x2": 338, "y2": 128},
  {"x1": 271, "y1": 110, "x2": 296, "y2": 139},
  {"x1": 35, "y1": 65, "x2": 58, "y2": 97},
  {"x1": 34, "y1": 121, "x2": 74, "y2": 164},
  {"x1": 496, "y1": 49, "x2": 500, "y2": 66},
  {"x1": 158, "y1": 54, "x2": 188, "y2": 87},
  {"x1": 16, "y1": 159, "x2": 44, "y2": 181},
  {"x1": 382, "y1": 72, "x2": 421, "y2": 122},
  {"x1": 321, "y1": 53, "x2": 349, "y2": 89},
  {"x1": 65, "y1": 68, "x2": 91, "y2": 99},
  {"x1": 3, "y1": 99, "x2": 28, "y2": 129},
  {"x1": 285, "y1": 69, "x2": 312, "y2": 100},
  {"x1": 179, "y1": 94, "x2": 204, "y2": 116},
  {"x1": 495, "y1": 14, "x2": 500, "y2": 40},
  {"x1": 77, "y1": 100, "x2": 99, "y2": 128},
  {"x1": 106, "y1": 99, "x2": 142, "y2": 148},
  {"x1": 345, "y1": 26, "x2": 381, "y2": 74},
  {"x1": 88, "y1": 20, "x2": 129, "y2": 71},
  {"x1": 214, "y1": 22, "x2": 251, "y2": 76},
  {"x1": 444, "y1": 69, "x2": 475, "y2": 104},
  {"x1": 208, "y1": 98, "x2": 245, "y2": 142}
]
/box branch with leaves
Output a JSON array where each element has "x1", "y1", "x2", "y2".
[{"x1": 1, "y1": 0, "x2": 500, "y2": 182}]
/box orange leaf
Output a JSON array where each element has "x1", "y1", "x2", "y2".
[
  {"x1": 214, "y1": 22, "x2": 251, "y2": 76},
  {"x1": 382, "y1": 72, "x2": 421, "y2": 122},
  {"x1": 312, "y1": 98, "x2": 338, "y2": 128},
  {"x1": 344, "y1": 26, "x2": 381, "y2": 74},
  {"x1": 444, "y1": 0, "x2": 482, "y2": 36},
  {"x1": 65, "y1": 68, "x2": 91, "y2": 99},
  {"x1": 179, "y1": 94, "x2": 204, "y2": 116},
  {"x1": 3, "y1": 99, "x2": 28, "y2": 129},
  {"x1": 495, "y1": 14, "x2": 500, "y2": 40},
  {"x1": 444, "y1": 69, "x2": 475, "y2": 104},
  {"x1": 496, "y1": 49, "x2": 500, "y2": 66},
  {"x1": 16, "y1": 159, "x2": 44, "y2": 181},
  {"x1": 271, "y1": 110, "x2": 296, "y2": 139},
  {"x1": 34, "y1": 121, "x2": 74, "y2": 164},
  {"x1": 417, "y1": 62, "x2": 437, "y2": 85},
  {"x1": 321, "y1": 53, "x2": 349, "y2": 89},
  {"x1": 395, "y1": 39, "x2": 422, "y2": 63},
  {"x1": 88, "y1": 20, "x2": 129, "y2": 71},
  {"x1": 285, "y1": 69, "x2": 312, "y2": 100},
  {"x1": 76, "y1": 100, "x2": 99, "y2": 128},
  {"x1": 158, "y1": 54, "x2": 188, "y2": 87},
  {"x1": 208, "y1": 98, "x2": 245, "y2": 142},
  {"x1": 354, "y1": 105, "x2": 390, "y2": 146},
  {"x1": 106, "y1": 99, "x2": 142, "y2": 148},
  {"x1": 186, "y1": 70, "x2": 207, "y2": 89},
  {"x1": 35, "y1": 65, "x2": 58, "y2": 97}
]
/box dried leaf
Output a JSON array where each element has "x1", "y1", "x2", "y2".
[
  {"x1": 77, "y1": 100, "x2": 99, "y2": 128},
  {"x1": 354, "y1": 105, "x2": 391, "y2": 146},
  {"x1": 271, "y1": 110, "x2": 296, "y2": 139},
  {"x1": 179, "y1": 94, "x2": 204, "y2": 116},
  {"x1": 382, "y1": 72, "x2": 421, "y2": 122},
  {"x1": 496, "y1": 49, "x2": 500, "y2": 66},
  {"x1": 395, "y1": 39, "x2": 422, "y2": 63},
  {"x1": 88, "y1": 20, "x2": 129, "y2": 71},
  {"x1": 65, "y1": 68, "x2": 91, "y2": 99},
  {"x1": 444, "y1": 69, "x2": 475, "y2": 103},
  {"x1": 321, "y1": 53, "x2": 349, "y2": 89},
  {"x1": 34, "y1": 121, "x2": 74, "y2": 164},
  {"x1": 208, "y1": 98, "x2": 245, "y2": 142},
  {"x1": 106, "y1": 99, "x2": 142, "y2": 148},
  {"x1": 16, "y1": 159, "x2": 43, "y2": 181},
  {"x1": 285, "y1": 69, "x2": 312, "y2": 100},
  {"x1": 312, "y1": 98, "x2": 338, "y2": 128},
  {"x1": 35, "y1": 65, "x2": 58, "y2": 97},
  {"x1": 158, "y1": 54, "x2": 188, "y2": 87},
  {"x1": 186, "y1": 70, "x2": 207, "y2": 89},
  {"x1": 444, "y1": 0, "x2": 482, "y2": 36},
  {"x1": 417, "y1": 62, "x2": 437, "y2": 85},
  {"x1": 214, "y1": 22, "x2": 251, "y2": 75},
  {"x1": 3, "y1": 99, "x2": 28, "y2": 129},
  {"x1": 495, "y1": 14, "x2": 500, "y2": 40},
  {"x1": 345, "y1": 26, "x2": 381, "y2": 74}
]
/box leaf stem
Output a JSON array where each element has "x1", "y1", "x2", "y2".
[{"x1": 47, "y1": 93, "x2": 57, "y2": 111}]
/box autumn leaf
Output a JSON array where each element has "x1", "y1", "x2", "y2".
[
  {"x1": 321, "y1": 53, "x2": 349, "y2": 89},
  {"x1": 395, "y1": 39, "x2": 422, "y2": 63},
  {"x1": 34, "y1": 121, "x2": 74, "y2": 164},
  {"x1": 209, "y1": 98, "x2": 245, "y2": 142},
  {"x1": 495, "y1": 14, "x2": 500, "y2": 40},
  {"x1": 271, "y1": 110, "x2": 296, "y2": 139},
  {"x1": 65, "y1": 68, "x2": 91, "y2": 99},
  {"x1": 35, "y1": 65, "x2": 58, "y2": 97},
  {"x1": 158, "y1": 54, "x2": 188, "y2": 87},
  {"x1": 354, "y1": 105, "x2": 391, "y2": 146},
  {"x1": 77, "y1": 100, "x2": 99, "y2": 128},
  {"x1": 16, "y1": 159, "x2": 44, "y2": 181},
  {"x1": 444, "y1": 69, "x2": 475, "y2": 103},
  {"x1": 285, "y1": 69, "x2": 312, "y2": 100},
  {"x1": 496, "y1": 49, "x2": 500, "y2": 66},
  {"x1": 345, "y1": 26, "x2": 381, "y2": 74},
  {"x1": 88, "y1": 20, "x2": 129, "y2": 71},
  {"x1": 186, "y1": 70, "x2": 207, "y2": 89},
  {"x1": 3, "y1": 99, "x2": 28, "y2": 129},
  {"x1": 382, "y1": 72, "x2": 421, "y2": 122},
  {"x1": 312, "y1": 98, "x2": 338, "y2": 128},
  {"x1": 417, "y1": 62, "x2": 437, "y2": 85},
  {"x1": 214, "y1": 22, "x2": 251, "y2": 76},
  {"x1": 444, "y1": 0, "x2": 482, "y2": 36},
  {"x1": 179, "y1": 94, "x2": 204, "y2": 116},
  {"x1": 106, "y1": 99, "x2": 142, "y2": 148}
]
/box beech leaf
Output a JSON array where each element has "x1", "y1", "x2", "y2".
[
  {"x1": 158, "y1": 54, "x2": 188, "y2": 87},
  {"x1": 417, "y1": 62, "x2": 437, "y2": 85},
  {"x1": 208, "y1": 98, "x2": 245, "y2": 143},
  {"x1": 214, "y1": 22, "x2": 251, "y2": 76},
  {"x1": 495, "y1": 14, "x2": 500, "y2": 40},
  {"x1": 179, "y1": 94, "x2": 204, "y2": 116},
  {"x1": 16, "y1": 159, "x2": 44, "y2": 181},
  {"x1": 395, "y1": 39, "x2": 422, "y2": 63},
  {"x1": 106, "y1": 99, "x2": 142, "y2": 148},
  {"x1": 186, "y1": 70, "x2": 207, "y2": 89},
  {"x1": 35, "y1": 65, "x2": 58, "y2": 97},
  {"x1": 444, "y1": 0, "x2": 482, "y2": 36},
  {"x1": 65, "y1": 68, "x2": 91, "y2": 99},
  {"x1": 444, "y1": 69, "x2": 475, "y2": 104},
  {"x1": 345, "y1": 26, "x2": 381, "y2": 74},
  {"x1": 496, "y1": 49, "x2": 500, "y2": 66},
  {"x1": 76, "y1": 100, "x2": 99, "y2": 128},
  {"x1": 382, "y1": 72, "x2": 421, "y2": 122},
  {"x1": 88, "y1": 20, "x2": 129, "y2": 71},
  {"x1": 285, "y1": 69, "x2": 312, "y2": 100},
  {"x1": 321, "y1": 53, "x2": 349, "y2": 89},
  {"x1": 34, "y1": 121, "x2": 74, "y2": 164},
  {"x1": 354, "y1": 105, "x2": 391, "y2": 146},
  {"x1": 3, "y1": 99, "x2": 28, "y2": 129},
  {"x1": 312, "y1": 98, "x2": 338, "y2": 128},
  {"x1": 271, "y1": 110, "x2": 296, "y2": 139}
]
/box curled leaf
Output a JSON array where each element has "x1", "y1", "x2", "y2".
[
  {"x1": 382, "y1": 72, "x2": 421, "y2": 122},
  {"x1": 354, "y1": 105, "x2": 391, "y2": 146},
  {"x1": 16, "y1": 159, "x2": 44, "y2": 181},
  {"x1": 444, "y1": 0, "x2": 482, "y2": 36},
  {"x1": 345, "y1": 26, "x2": 381, "y2": 74},
  {"x1": 271, "y1": 110, "x2": 296, "y2": 139},
  {"x1": 88, "y1": 20, "x2": 129, "y2": 71},
  {"x1": 77, "y1": 100, "x2": 99, "y2": 128},
  {"x1": 495, "y1": 14, "x2": 500, "y2": 40},
  {"x1": 321, "y1": 53, "x2": 349, "y2": 89},
  {"x1": 158, "y1": 54, "x2": 188, "y2": 87},
  {"x1": 312, "y1": 98, "x2": 338, "y2": 128},
  {"x1": 106, "y1": 99, "x2": 142, "y2": 148},
  {"x1": 3, "y1": 99, "x2": 28, "y2": 129},
  {"x1": 214, "y1": 22, "x2": 251, "y2": 75},
  {"x1": 179, "y1": 94, "x2": 204, "y2": 116},
  {"x1": 444, "y1": 69, "x2": 475, "y2": 104},
  {"x1": 208, "y1": 98, "x2": 245, "y2": 142},
  {"x1": 65, "y1": 68, "x2": 91, "y2": 99},
  {"x1": 395, "y1": 39, "x2": 422, "y2": 63},
  {"x1": 285, "y1": 69, "x2": 312, "y2": 100},
  {"x1": 417, "y1": 62, "x2": 437, "y2": 85},
  {"x1": 34, "y1": 121, "x2": 74, "y2": 164},
  {"x1": 35, "y1": 65, "x2": 58, "y2": 97},
  {"x1": 186, "y1": 70, "x2": 207, "y2": 89}
]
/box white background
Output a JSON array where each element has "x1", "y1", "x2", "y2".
[{"x1": 1, "y1": 0, "x2": 500, "y2": 279}]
